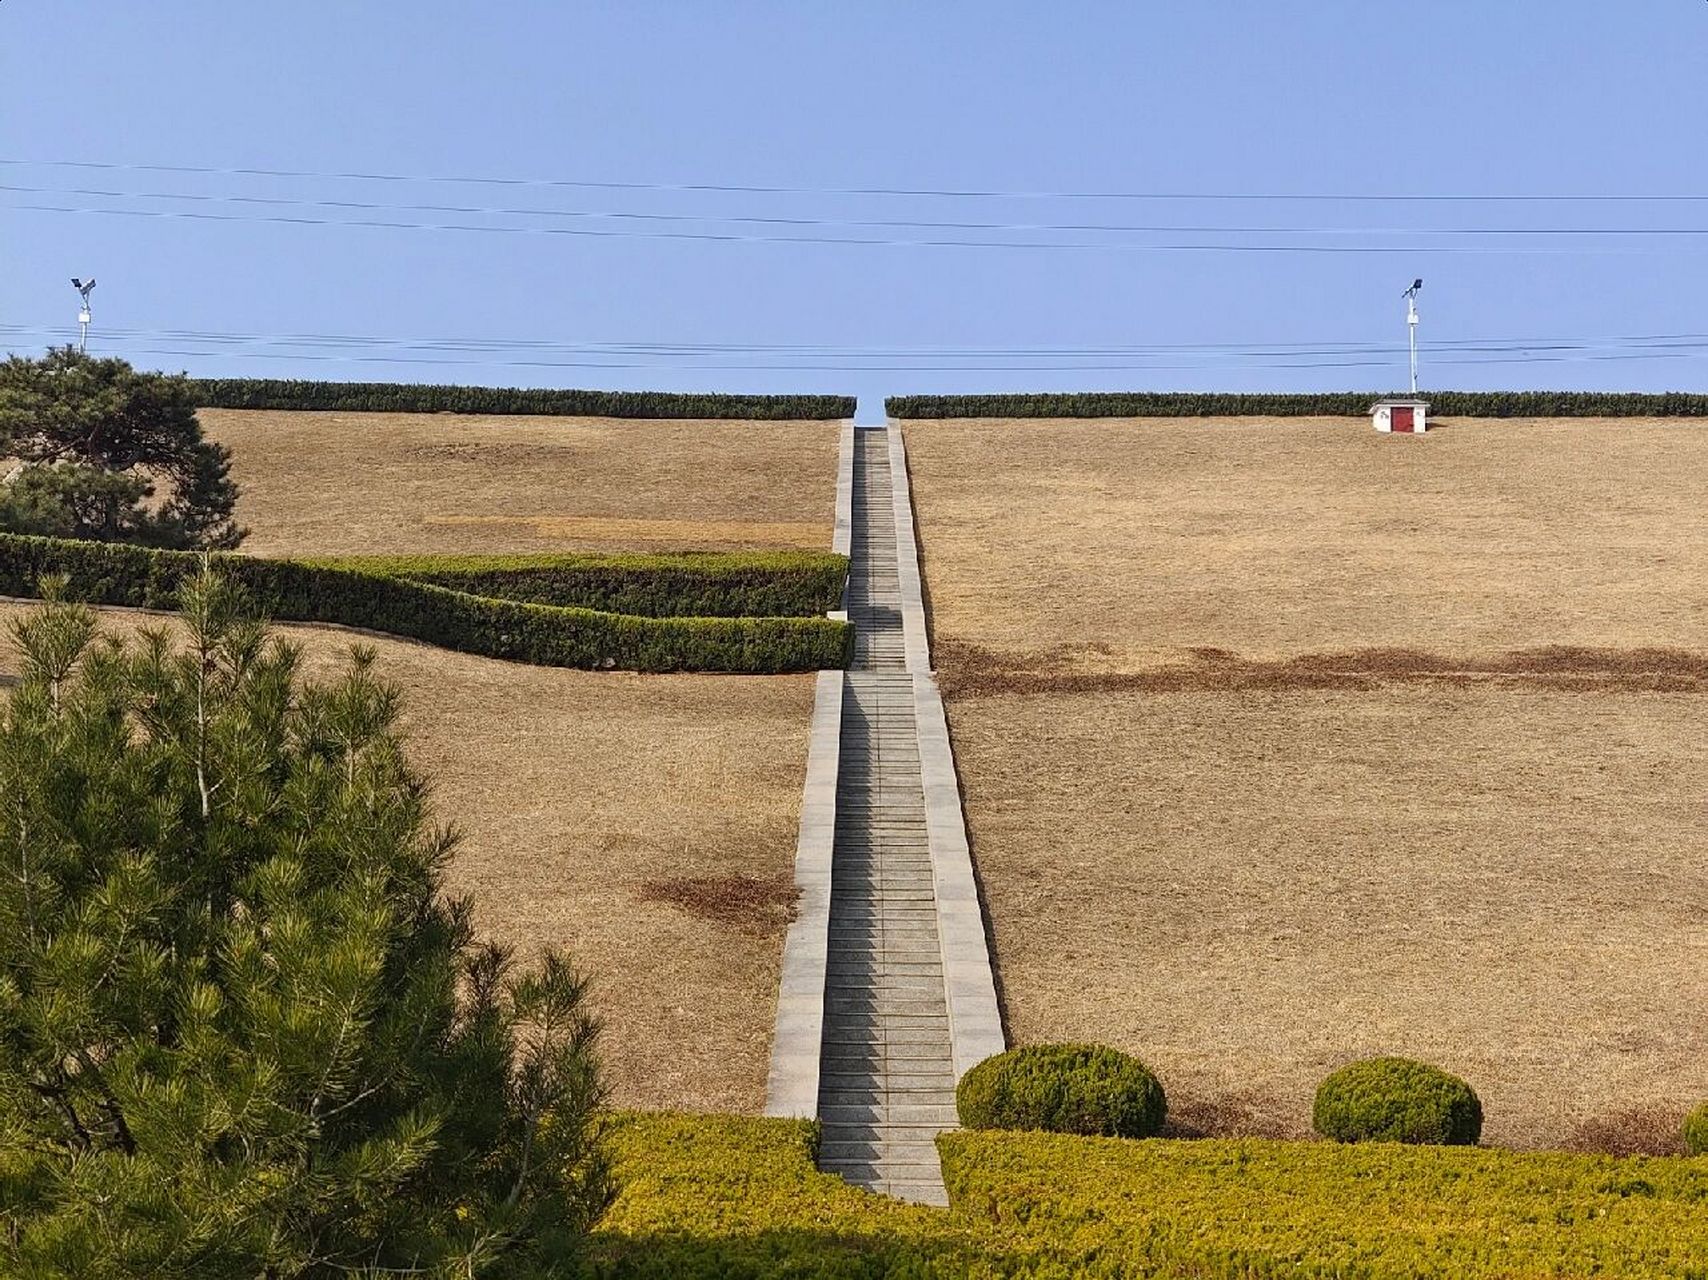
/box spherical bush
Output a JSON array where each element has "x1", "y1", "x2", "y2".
[
  {"x1": 1313, "y1": 1057, "x2": 1483, "y2": 1146},
  {"x1": 955, "y1": 1043, "x2": 1167, "y2": 1139},
  {"x1": 1684, "y1": 1102, "x2": 1708, "y2": 1156}
]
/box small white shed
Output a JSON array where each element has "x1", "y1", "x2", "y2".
[{"x1": 1371, "y1": 398, "x2": 1429, "y2": 434}]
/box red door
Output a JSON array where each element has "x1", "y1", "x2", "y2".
[{"x1": 1390, "y1": 406, "x2": 1415, "y2": 433}]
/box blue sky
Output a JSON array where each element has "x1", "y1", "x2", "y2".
[{"x1": 6, "y1": 3, "x2": 1708, "y2": 414}]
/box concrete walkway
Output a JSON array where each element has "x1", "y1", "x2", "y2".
[
  {"x1": 767, "y1": 422, "x2": 1003, "y2": 1206},
  {"x1": 814, "y1": 429, "x2": 959, "y2": 1204}
]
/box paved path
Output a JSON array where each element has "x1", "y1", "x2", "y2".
[{"x1": 816, "y1": 428, "x2": 959, "y2": 1204}]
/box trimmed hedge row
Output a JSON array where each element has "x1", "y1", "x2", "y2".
[
  {"x1": 0, "y1": 535, "x2": 851, "y2": 674},
  {"x1": 582, "y1": 1112, "x2": 1708, "y2": 1278},
  {"x1": 303, "y1": 551, "x2": 848, "y2": 619},
  {"x1": 939, "y1": 1128, "x2": 1708, "y2": 1279},
  {"x1": 190, "y1": 378, "x2": 855, "y2": 420},
  {"x1": 886, "y1": 390, "x2": 1708, "y2": 418}
]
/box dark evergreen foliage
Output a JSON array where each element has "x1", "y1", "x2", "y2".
[
  {"x1": 0, "y1": 348, "x2": 244, "y2": 549},
  {"x1": 0, "y1": 572, "x2": 610, "y2": 1276}
]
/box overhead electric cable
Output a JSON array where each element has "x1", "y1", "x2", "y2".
[
  {"x1": 6, "y1": 182, "x2": 1708, "y2": 239},
  {"x1": 8, "y1": 322, "x2": 1708, "y2": 362},
  {"x1": 9, "y1": 325, "x2": 1707, "y2": 374},
  {"x1": 5, "y1": 156, "x2": 1708, "y2": 204},
  {"x1": 0, "y1": 199, "x2": 1674, "y2": 255}
]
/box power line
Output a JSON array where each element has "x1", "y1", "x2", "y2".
[
  {"x1": 8, "y1": 324, "x2": 1708, "y2": 374},
  {"x1": 8, "y1": 322, "x2": 1708, "y2": 360},
  {"x1": 84, "y1": 346, "x2": 1708, "y2": 374},
  {"x1": 7, "y1": 182, "x2": 1708, "y2": 240},
  {"x1": 6, "y1": 156, "x2": 1708, "y2": 204},
  {"x1": 1, "y1": 199, "x2": 1674, "y2": 256}
]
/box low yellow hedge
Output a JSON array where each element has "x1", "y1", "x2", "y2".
[
  {"x1": 941, "y1": 1129, "x2": 1708, "y2": 1278},
  {"x1": 584, "y1": 1112, "x2": 1708, "y2": 1278}
]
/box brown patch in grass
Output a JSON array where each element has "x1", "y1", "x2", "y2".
[
  {"x1": 636, "y1": 873, "x2": 799, "y2": 935},
  {"x1": 1163, "y1": 1088, "x2": 1303, "y2": 1141},
  {"x1": 203, "y1": 410, "x2": 839, "y2": 556},
  {"x1": 405, "y1": 440, "x2": 580, "y2": 467},
  {"x1": 1562, "y1": 1106, "x2": 1689, "y2": 1157},
  {"x1": 0, "y1": 601, "x2": 814, "y2": 1115},
  {"x1": 938, "y1": 638, "x2": 1708, "y2": 698}
]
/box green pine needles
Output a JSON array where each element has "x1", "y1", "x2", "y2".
[{"x1": 0, "y1": 569, "x2": 611, "y2": 1277}]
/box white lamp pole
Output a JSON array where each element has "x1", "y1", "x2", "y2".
[
  {"x1": 1402, "y1": 278, "x2": 1423, "y2": 394},
  {"x1": 71, "y1": 278, "x2": 96, "y2": 352}
]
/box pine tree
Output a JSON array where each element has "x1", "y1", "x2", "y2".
[
  {"x1": 0, "y1": 347, "x2": 244, "y2": 550},
  {"x1": 0, "y1": 569, "x2": 609, "y2": 1277}
]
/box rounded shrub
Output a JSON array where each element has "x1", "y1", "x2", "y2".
[
  {"x1": 956, "y1": 1043, "x2": 1167, "y2": 1139},
  {"x1": 1684, "y1": 1102, "x2": 1708, "y2": 1156},
  {"x1": 1313, "y1": 1057, "x2": 1483, "y2": 1146}
]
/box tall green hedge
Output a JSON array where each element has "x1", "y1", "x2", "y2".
[
  {"x1": 190, "y1": 379, "x2": 854, "y2": 420},
  {"x1": 0, "y1": 535, "x2": 851, "y2": 674},
  {"x1": 885, "y1": 391, "x2": 1708, "y2": 419},
  {"x1": 301, "y1": 551, "x2": 847, "y2": 619},
  {"x1": 582, "y1": 1112, "x2": 1708, "y2": 1278}
]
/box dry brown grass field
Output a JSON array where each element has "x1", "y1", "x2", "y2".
[
  {"x1": 0, "y1": 603, "x2": 812, "y2": 1114},
  {"x1": 204, "y1": 409, "x2": 840, "y2": 556},
  {"x1": 904, "y1": 415, "x2": 1708, "y2": 1151},
  {"x1": 906, "y1": 417, "x2": 1708, "y2": 673}
]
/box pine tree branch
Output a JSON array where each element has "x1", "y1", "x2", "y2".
[
  {"x1": 28, "y1": 1078, "x2": 91, "y2": 1152},
  {"x1": 71, "y1": 1049, "x2": 136, "y2": 1156}
]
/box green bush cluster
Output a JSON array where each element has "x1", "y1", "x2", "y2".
[
  {"x1": 309, "y1": 550, "x2": 847, "y2": 618},
  {"x1": 581, "y1": 1112, "x2": 1708, "y2": 1278},
  {"x1": 0, "y1": 534, "x2": 852, "y2": 674},
  {"x1": 885, "y1": 390, "x2": 1708, "y2": 418},
  {"x1": 1685, "y1": 1102, "x2": 1708, "y2": 1155},
  {"x1": 1313, "y1": 1057, "x2": 1483, "y2": 1146},
  {"x1": 190, "y1": 378, "x2": 855, "y2": 419},
  {"x1": 956, "y1": 1044, "x2": 1166, "y2": 1139}
]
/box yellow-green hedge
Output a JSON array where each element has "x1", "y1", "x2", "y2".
[
  {"x1": 583, "y1": 1112, "x2": 1708, "y2": 1278},
  {"x1": 942, "y1": 1129, "x2": 1708, "y2": 1278}
]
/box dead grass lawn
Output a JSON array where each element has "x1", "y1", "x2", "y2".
[
  {"x1": 948, "y1": 685, "x2": 1708, "y2": 1150},
  {"x1": 905, "y1": 417, "x2": 1708, "y2": 672},
  {"x1": 204, "y1": 410, "x2": 839, "y2": 557},
  {"x1": 906, "y1": 417, "x2": 1708, "y2": 1150},
  {"x1": 0, "y1": 604, "x2": 811, "y2": 1114}
]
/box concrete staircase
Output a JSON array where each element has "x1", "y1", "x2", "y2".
[{"x1": 815, "y1": 429, "x2": 959, "y2": 1204}]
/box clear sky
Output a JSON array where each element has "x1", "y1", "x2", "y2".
[{"x1": 6, "y1": 2, "x2": 1708, "y2": 415}]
